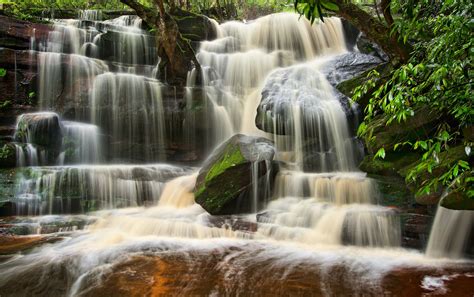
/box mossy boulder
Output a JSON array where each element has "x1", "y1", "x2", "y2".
[
  {"x1": 440, "y1": 191, "x2": 474, "y2": 211},
  {"x1": 194, "y1": 134, "x2": 276, "y2": 215},
  {"x1": 363, "y1": 106, "x2": 440, "y2": 154},
  {"x1": 359, "y1": 152, "x2": 420, "y2": 177}
]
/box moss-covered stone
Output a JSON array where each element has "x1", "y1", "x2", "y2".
[
  {"x1": 336, "y1": 62, "x2": 393, "y2": 111},
  {"x1": 364, "y1": 106, "x2": 440, "y2": 154},
  {"x1": 194, "y1": 134, "x2": 276, "y2": 215},
  {"x1": 360, "y1": 152, "x2": 420, "y2": 177}
]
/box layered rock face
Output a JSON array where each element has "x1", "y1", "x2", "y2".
[{"x1": 0, "y1": 13, "x2": 216, "y2": 164}]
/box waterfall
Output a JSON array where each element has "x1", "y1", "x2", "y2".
[
  {"x1": 14, "y1": 164, "x2": 192, "y2": 215},
  {"x1": 90, "y1": 73, "x2": 166, "y2": 162},
  {"x1": 32, "y1": 13, "x2": 164, "y2": 162},
  {"x1": 188, "y1": 12, "x2": 401, "y2": 248},
  {"x1": 426, "y1": 206, "x2": 474, "y2": 259},
  {"x1": 3, "y1": 11, "x2": 472, "y2": 297},
  {"x1": 192, "y1": 13, "x2": 348, "y2": 146},
  {"x1": 62, "y1": 121, "x2": 102, "y2": 164}
]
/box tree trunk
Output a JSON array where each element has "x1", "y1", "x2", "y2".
[
  {"x1": 120, "y1": 0, "x2": 199, "y2": 85},
  {"x1": 333, "y1": 0, "x2": 409, "y2": 63}
]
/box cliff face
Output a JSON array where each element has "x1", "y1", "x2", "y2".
[{"x1": 0, "y1": 16, "x2": 50, "y2": 141}]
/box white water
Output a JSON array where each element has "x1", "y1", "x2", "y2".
[
  {"x1": 62, "y1": 121, "x2": 102, "y2": 163},
  {"x1": 3, "y1": 11, "x2": 472, "y2": 296},
  {"x1": 34, "y1": 14, "x2": 163, "y2": 162},
  {"x1": 426, "y1": 206, "x2": 474, "y2": 259}
]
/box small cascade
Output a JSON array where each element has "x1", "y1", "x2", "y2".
[
  {"x1": 62, "y1": 121, "x2": 102, "y2": 164},
  {"x1": 259, "y1": 64, "x2": 357, "y2": 171},
  {"x1": 14, "y1": 164, "x2": 192, "y2": 215},
  {"x1": 426, "y1": 206, "x2": 474, "y2": 259},
  {"x1": 79, "y1": 10, "x2": 103, "y2": 21},
  {"x1": 90, "y1": 73, "x2": 166, "y2": 162},
  {"x1": 14, "y1": 143, "x2": 40, "y2": 167}
]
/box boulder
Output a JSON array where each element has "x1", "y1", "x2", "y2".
[
  {"x1": 321, "y1": 52, "x2": 382, "y2": 87},
  {"x1": 256, "y1": 65, "x2": 356, "y2": 135},
  {"x1": 440, "y1": 191, "x2": 474, "y2": 211},
  {"x1": 194, "y1": 134, "x2": 276, "y2": 215},
  {"x1": 14, "y1": 112, "x2": 63, "y2": 150},
  {"x1": 363, "y1": 106, "x2": 440, "y2": 154}
]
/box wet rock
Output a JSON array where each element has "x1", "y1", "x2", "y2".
[
  {"x1": 194, "y1": 134, "x2": 276, "y2": 215},
  {"x1": 205, "y1": 215, "x2": 258, "y2": 233},
  {"x1": 15, "y1": 112, "x2": 63, "y2": 150},
  {"x1": 321, "y1": 52, "x2": 382, "y2": 87},
  {"x1": 0, "y1": 15, "x2": 51, "y2": 50},
  {"x1": 0, "y1": 235, "x2": 62, "y2": 255},
  {"x1": 256, "y1": 65, "x2": 356, "y2": 136}
]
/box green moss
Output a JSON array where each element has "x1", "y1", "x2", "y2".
[
  {"x1": 205, "y1": 145, "x2": 245, "y2": 183},
  {"x1": 360, "y1": 152, "x2": 420, "y2": 177}
]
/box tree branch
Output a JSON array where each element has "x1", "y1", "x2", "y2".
[
  {"x1": 119, "y1": 0, "x2": 158, "y2": 24},
  {"x1": 332, "y1": 0, "x2": 409, "y2": 63}
]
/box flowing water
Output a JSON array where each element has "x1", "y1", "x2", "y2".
[{"x1": 1, "y1": 11, "x2": 473, "y2": 296}]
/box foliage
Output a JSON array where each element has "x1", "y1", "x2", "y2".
[
  {"x1": 0, "y1": 144, "x2": 14, "y2": 160},
  {"x1": 293, "y1": 0, "x2": 338, "y2": 24},
  {"x1": 0, "y1": 0, "x2": 127, "y2": 21},
  {"x1": 0, "y1": 100, "x2": 12, "y2": 110},
  {"x1": 353, "y1": 0, "x2": 473, "y2": 198}
]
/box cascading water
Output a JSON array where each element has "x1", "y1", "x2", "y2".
[
  {"x1": 426, "y1": 205, "x2": 474, "y2": 259},
  {"x1": 34, "y1": 13, "x2": 163, "y2": 161},
  {"x1": 2, "y1": 12, "x2": 473, "y2": 297},
  {"x1": 190, "y1": 12, "x2": 401, "y2": 247}
]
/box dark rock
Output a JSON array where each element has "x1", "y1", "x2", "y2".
[
  {"x1": 356, "y1": 33, "x2": 389, "y2": 62},
  {"x1": 173, "y1": 8, "x2": 217, "y2": 43},
  {"x1": 194, "y1": 134, "x2": 277, "y2": 215},
  {"x1": 14, "y1": 112, "x2": 63, "y2": 150},
  {"x1": 359, "y1": 152, "x2": 420, "y2": 177},
  {"x1": 256, "y1": 65, "x2": 357, "y2": 136},
  {"x1": 0, "y1": 15, "x2": 51, "y2": 50},
  {"x1": 321, "y1": 52, "x2": 382, "y2": 87},
  {"x1": 205, "y1": 215, "x2": 258, "y2": 233},
  {"x1": 363, "y1": 106, "x2": 440, "y2": 154},
  {"x1": 440, "y1": 191, "x2": 474, "y2": 211}
]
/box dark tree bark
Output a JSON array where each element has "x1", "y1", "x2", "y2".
[
  {"x1": 120, "y1": 0, "x2": 200, "y2": 85},
  {"x1": 333, "y1": 0, "x2": 409, "y2": 63}
]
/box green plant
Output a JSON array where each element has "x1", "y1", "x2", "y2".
[
  {"x1": 0, "y1": 100, "x2": 12, "y2": 110},
  {"x1": 354, "y1": 0, "x2": 473, "y2": 198}
]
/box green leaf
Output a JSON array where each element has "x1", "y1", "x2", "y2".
[
  {"x1": 321, "y1": 0, "x2": 339, "y2": 11},
  {"x1": 374, "y1": 148, "x2": 386, "y2": 160}
]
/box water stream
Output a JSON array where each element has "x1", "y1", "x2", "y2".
[{"x1": 1, "y1": 11, "x2": 472, "y2": 296}]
